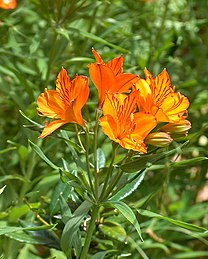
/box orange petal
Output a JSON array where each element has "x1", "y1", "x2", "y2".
[
  {"x1": 133, "y1": 112, "x2": 157, "y2": 139},
  {"x1": 160, "y1": 92, "x2": 189, "y2": 123},
  {"x1": 114, "y1": 73, "x2": 139, "y2": 93},
  {"x1": 39, "y1": 120, "x2": 66, "y2": 138},
  {"x1": 56, "y1": 68, "x2": 72, "y2": 103},
  {"x1": 135, "y1": 79, "x2": 153, "y2": 113},
  {"x1": 37, "y1": 89, "x2": 64, "y2": 118},
  {"x1": 99, "y1": 114, "x2": 118, "y2": 141},
  {"x1": 92, "y1": 48, "x2": 104, "y2": 63},
  {"x1": 107, "y1": 55, "x2": 123, "y2": 75},
  {"x1": 119, "y1": 136, "x2": 147, "y2": 153},
  {"x1": 0, "y1": 0, "x2": 16, "y2": 9},
  {"x1": 71, "y1": 75, "x2": 89, "y2": 111},
  {"x1": 89, "y1": 63, "x2": 116, "y2": 107},
  {"x1": 153, "y1": 69, "x2": 173, "y2": 104}
]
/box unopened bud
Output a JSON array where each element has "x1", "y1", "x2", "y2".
[
  {"x1": 145, "y1": 132, "x2": 173, "y2": 147},
  {"x1": 160, "y1": 120, "x2": 191, "y2": 137}
]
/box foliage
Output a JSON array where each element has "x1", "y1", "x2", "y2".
[{"x1": 0, "y1": 0, "x2": 207, "y2": 258}]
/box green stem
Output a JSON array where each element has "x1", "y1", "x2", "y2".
[
  {"x1": 85, "y1": 126, "x2": 95, "y2": 199},
  {"x1": 80, "y1": 205, "x2": 99, "y2": 259},
  {"x1": 75, "y1": 124, "x2": 85, "y2": 152},
  {"x1": 104, "y1": 150, "x2": 135, "y2": 199},
  {"x1": 19, "y1": 150, "x2": 37, "y2": 200},
  {"x1": 99, "y1": 142, "x2": 117, "y2": 201},
  {"x1": 93, "y1": 109, "x2": 100, "y2": 201},
  {"x1": 103, "y1": 170, "x2": 123, "y2": 199},
  {"x1": 44, "y1": 29, "x2": 58, "y2": 88}
]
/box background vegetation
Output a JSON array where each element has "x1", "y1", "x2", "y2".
[{"x1": 0, "y1": 0, "x2": 207, "y2": 258}]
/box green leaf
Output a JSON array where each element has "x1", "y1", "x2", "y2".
[
  {"x1": 8, "y1": 203, "x2": 40, "y2": 223},
  {"x1": 0, "y1": 224, "x2": 55, "y2": 236},
  {"x1": 171, "y1": 157, "x2": 208, "y2": 167},
  {"x1": 61, "y1": 130, "x2": 87, "y2": 171},
  {"x1": 59, "y1": 193, "x2": 72, "y2": 224},
  {"x1": 0, "y1": 147, "x2": 16, "y2": 155},
  {"x1": 0, "y1": 175, "x2": 27, "y2": 183},
  {"x1": 99, "y1": 220, "x2": 126, "y2": 242},
  {"x1": 137, "y1": 209, "x2": 207, "y2": 232},
  {"x1": 97, "y1": 148, "x2": 106, "y2": 169},
  {"x1": 90, "y1": 250, "x2": 117, "y2": 259},
  {"x1": 61, "y1": 200, "x2": 92, "y2": 257},
  {"x1": 19, "y1": 110, "x2": 43, "y2": 128},
  {"x1": 110, "y1": 172, "x2": 145, "y2": 201},
  {"x1": 120, "y1": 141, "x2": 189, "y2": 173},
  {"x1": 0, "y1": 185, "x2": 6, "y2": 195},
  {"x1": 29, "y1": 140, "x2": 59, "y2": 170},
  {"x1": 105, "y1": 201, "x2": 143, "y2": 241},
  {"x1": 78, "y1": 30, "x2": 129, "y2": 53},
  {"x1": 5, "y1": 231, "x2": 50, "y2": 245},
  {"x1": 172, "y1": 251, "x2": 208, "y2": 259},
  {"x1": 49, "y1": 179, "x2": 73, "y2": 216}
]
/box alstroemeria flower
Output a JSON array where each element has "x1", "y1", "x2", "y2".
[
  {"x1": 0, "y1": 0, "x2": 16, "y2": 9},
  {"x1": 99, "y1": 91, "x2": 157, "y2": 153},
  {"x1": 37, "y1": 68, "x2": 89, "y2": 138},
  {"x1": 135, "y1": 68, "x2": 189, "y2": 124},
  {"x1": 89, "y1": 48, "x2": 139, "y2": 108}
]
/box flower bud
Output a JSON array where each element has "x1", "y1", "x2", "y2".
[
  {"x1": 145, "y1": 132, "x2": 173, "y2": 147},
  {"x1": 160, "y1": 120, "x2": 191, "y2": 137}
]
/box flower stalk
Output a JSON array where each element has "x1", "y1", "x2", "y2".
[{"x1": 80, "y1": 205, "x2": 99, "y2": 259}]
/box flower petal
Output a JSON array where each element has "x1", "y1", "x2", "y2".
[
  {"x1": 133, "y1": 112, "x2": 157, "y2": 138},
  {"x1": 92, "y1": 48, "x2": 104, "y2": 63},
  {"x1": 89, "y1": 63, "x2": 116, "y2": 107},
  {"x1": 37, "y1": 89, "x2": 64, "y2": 118},
  {"x1": 39, "y1": 120, "x2": 66, "y2": 138},
  {"x1": 0, "y1": 0, "x2": 16, "y2": 9},
  {"x1": 107, "y1": 55, "x2": 123, "y2": 75},
  {"x1": 115, "y1": 73, "x2": 139, "y2": 93}
]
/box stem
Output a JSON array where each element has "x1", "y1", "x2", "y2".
[
  {"x1": 103, "y1": 170, "x2": 123, "y2": 199},
  {"x1": 104, "y1": 150, "x2": 135, "y2": 199},
  {"x1": 93, "y1": 109, "x2": 100, "y2": 201},
  {"x1": 80, "y1": 205, "x2": 99, "y2": 259},
  {"x1": 19, "y1": 150, "x2": 37, "y2": 200},
  {"x1": 75, "y1": 124, "x2": 85, "y2": 152},
  {"x1": 99, "y1": 142, "x2": 117, "y2": 201},
  {"x1": 85, "y1": 126, "x2": 95, "y2": 199},
  {"x1": 44, "y1": 29, "x2": 58, "y2": 88}
]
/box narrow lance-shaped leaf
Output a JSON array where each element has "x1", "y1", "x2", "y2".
[
  {"x1": 104, "y1": 201, "x2": 143, "y2": 241},
  {"x1": 29, "y1": 140, "x2": 59, "y2": 170},
  {"x1": 137, "y1": 209, "x2": 207, "y2": 232},
  {"x1": 61, "y1": 200, "x2": 92, "y2": 257},
  {"x1": 0, "y1": 224, "x2": 56, "y2": 236},
  {"x1": 120, "y1": 141, "x2": 189, "y2": 173},
  {"x1": 110, "y1": 172, "x2": 145, "y2": 201}
]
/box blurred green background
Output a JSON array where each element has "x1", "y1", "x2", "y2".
[{"x1": 0, "y1": 0, "x2": 207, "y2": 258}]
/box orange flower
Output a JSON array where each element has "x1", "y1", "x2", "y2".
[
  {"x1": 99, "y1": 91, "x2": 157, "y2": 153},
  {"x1": 89, "y1": 48, "x2": 139, "y2": 108},
  {"x1": 37, "y1": 68, "x2": 89, "y2": 138},
  {"x1": 0, "y1": 0, "x2": 16, "y2": 9},
  {"x1": 135, "y1": 68, "x2": 189, "y2": 124}
]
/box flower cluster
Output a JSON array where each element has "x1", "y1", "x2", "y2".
[{"x1": 37, "y1": 49, "x2": 190, "y2": 153}]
